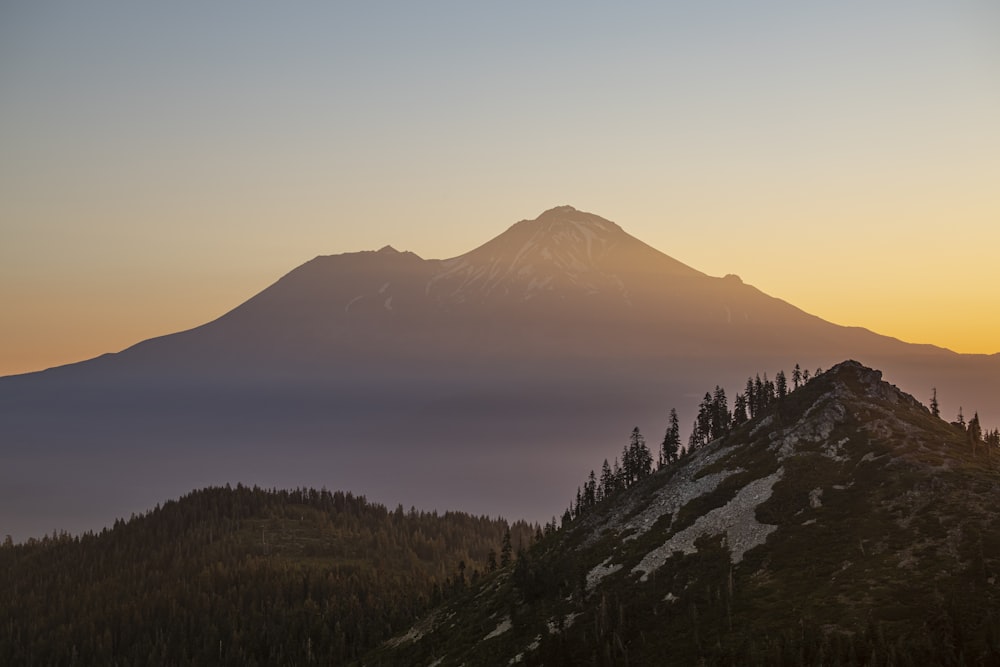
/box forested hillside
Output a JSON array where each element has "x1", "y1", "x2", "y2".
[
  {"x1": 0, "y1": 485, "x2": 534, "y2": 666},
  {"x1": 369, "y1": 362, "x2": 1000, "y2": 666}
]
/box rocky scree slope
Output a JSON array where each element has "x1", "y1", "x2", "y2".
[{"x1": 367, "y1": 361, "x2": 1000, "y2": 666}]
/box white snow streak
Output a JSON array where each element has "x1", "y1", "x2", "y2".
[{"x1": 344, "y1": 295, "x2": 363, "y2": 312}]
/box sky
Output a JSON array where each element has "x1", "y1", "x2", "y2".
[{"x1": 2, "y1": 1, "x2": 998, "y2": 376}]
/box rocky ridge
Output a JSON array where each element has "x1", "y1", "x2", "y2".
[{"x1": 367, "y1": 360, "x2": 1000, "y2": 666}]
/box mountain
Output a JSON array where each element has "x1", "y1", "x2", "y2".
[
  {"x1": 368, "y1": 361, "x2": 1000, "y2": 666},
  {"x1": 0, "y1": 485, "x2": 537, "y2": 665},
  {"x1": 2, "y1": 206, "x2": 998, "y2": 540}
]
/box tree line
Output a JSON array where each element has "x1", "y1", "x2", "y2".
[
  {"x1": 0, "y1": 484, "x2": 536, "y2": 666},
  {"x1": 566, "y1": 363, "x2": 999, "y2": 522},
  {"x1": 932, "y1": 386, "x2": 1000, "y2": 457}
]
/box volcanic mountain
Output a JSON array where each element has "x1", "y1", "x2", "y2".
[
  {"x1": 370, "y1": 361, "x2": 1000, "y2": 665},
  {"x1": 1, "y1": 206, "x2": 997, "y2": 540}
]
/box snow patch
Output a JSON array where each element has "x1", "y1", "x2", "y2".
[
  {"x1": 344, "y1": 295, "x2": 363, "y2": 312},
  {"x1": 384, "y1": 296, "x2": 393, "y2": 311},
  {"x1": 379, "y1": 282, "x2": 390, "y2": 294}
]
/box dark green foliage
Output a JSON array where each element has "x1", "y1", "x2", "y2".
[
  {"x1": 501, "y1": 525, "x2": 513, "y2": 567},
  {"x1": 600, "y1": 459, "x2": 616, "y2": 499},
  {"x1": 583, "y1": 470, "x2": 598, "y2": 507},
  {"x1": 573, "y1": 365, "x2": 810, "y2": 519},
  {"x1": 775, "y1": 369, "x2": 788, "y2": 399},
  {"x1": 625, "y1": 427, "x2": 654, "y2": 485},
  {"x1": 373, "y1": 361, "x2": 1000, "y2": 666},
  {"x1": 0, "y1": 485, "x2": 534, "y2": 666},
  {"x1": 660, "y1": 409, "x2": 682, "y2": 469},
  {"x1": 732, "y1": 392, "x2": 748, "y2": 427}
]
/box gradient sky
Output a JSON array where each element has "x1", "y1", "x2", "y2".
[{"x1": 2, "y1": 1, "x2": 998, "y2": 376}]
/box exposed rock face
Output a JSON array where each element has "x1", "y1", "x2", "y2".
[
  {"x1": 633, "y1": 467, "x2": 784, "y2": 579},
  {"x1": 372, "y1": 361, "x2": 1000, "y2": 666}
]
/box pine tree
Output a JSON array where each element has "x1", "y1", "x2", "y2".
[
  {"x1": 969, "y1": 412, "x2": 982, "y2": 455},
  {"x1": 762, "y1": 373, "x2": 776, "y2": 408},
  {"x1": 696, "y1": 392, "x2": 713, "y2": 447},
  {"x1": 746, "y1": 377, "x2": 757, "y2": 418},
  {"x1": 621, "y1": 442, "x2": 634, "y2": 488},
  {"x1": 753, "y1": 375, "x2": 765, "y2": 416},
  {"x1": 688, "y1": 426, "x2": 701, "y2": 454},
  {"x1": 792, "y1": 364, "x2": 802, "y2": 390},
  {"x1": 710, "y1": 386, "x2": 730, "y2": 440},
  {"x1": 500, "y1": 526, "x2": 513, "y2": 567},
  {"x1": 775, "y1": 370, "x2": 788, "y2": 400},
  {"x1": 600, "y1": 459, "x2": 615, "y2": 498},
  {"x1": 583, "y1": 471, "x2": 597, "y2": 509},
  {"x1": 631, "y1": 427, "x2": 653, "y2": 480},
  {"x1": 930, "y1": 387, "x2": 940, "y2": 418},
  {"x1": 623, "y1": 427, "x2": 652, "y2": 485},
  {"x1": 487, "y1": 549, "x2": 498, "y2": 572},
  {"x1": 732, "y1": 393, "x2": 748, "y2": 426},
  {"x1": 986, "y1": 429, "x2": 1000, "y2": 457},
  {"x1": 660, "y1": 409, "x2": 681, "y2": 467}
]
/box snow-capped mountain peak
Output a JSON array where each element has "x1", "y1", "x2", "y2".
[{"x1": 425, "y1": 206, "x2": 694, "y2": 304}]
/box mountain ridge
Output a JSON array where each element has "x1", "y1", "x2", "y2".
[
  {"x1": 370, "y1": 360, "x2": 1000, "y2": 665},
  {"x1": 1, "y1": 207, "x2": 997, "y2": 542},
  {"x1": 0, "y1": 484, "x2": 538, "y2": 665}
]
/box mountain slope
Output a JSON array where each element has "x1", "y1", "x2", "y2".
[
  {"x1": 369, "y1": 361, "x2": 1000, "y2": 666},
  {"x1": 426, "y1": 205, "x2": 703, "y2": 305},
  {"x1": 0, "y1": 485, "x2": 536, "y2": 666},
  {"x1": 1, "y1": 207, "x2": 997, "y2": 541}
]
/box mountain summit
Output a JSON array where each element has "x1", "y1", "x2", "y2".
[
  {"x1": 373, "y1": 360, "x2": 1000, "y2": 665},
  {"x1": 1, "y1": 207, "x2": 997, "y2": 542},
  {"x1": 427, "y1": 206, "x2": 701, "y2": 304}
]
